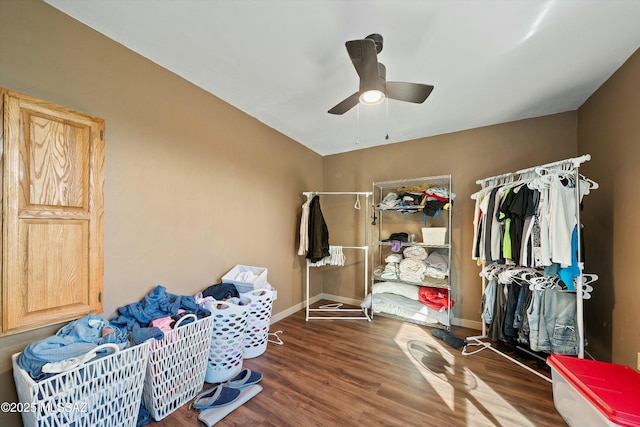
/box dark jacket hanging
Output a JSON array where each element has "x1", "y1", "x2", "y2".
[{"x1": 307, "y1": 196, "x2": 330, "y2": 262}]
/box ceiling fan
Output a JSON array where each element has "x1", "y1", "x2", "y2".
[{"x1": 328, "y1": 34, "x2": 434, "y2": 115}]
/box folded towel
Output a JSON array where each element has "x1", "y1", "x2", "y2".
[
  {"x1": 403, "y1": 245, "x2": 428, "y2": 260},
  {"x1": 424, "y1": 249, "x2": 449, "y2": 273},
  {"x1": 399, "y1": 258, "x2": 426, "y2": 282}
]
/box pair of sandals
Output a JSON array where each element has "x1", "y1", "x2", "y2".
[{"x1": 191, "y1": 368, "x2": 263, "y2": 410}]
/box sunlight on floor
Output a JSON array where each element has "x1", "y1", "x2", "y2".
[
  {"x1": 394, "y1": 322, "x2": 456, "y2": 409},
  {"x1": 394, "y1": 323, "x2": 536, "y2": 427}
]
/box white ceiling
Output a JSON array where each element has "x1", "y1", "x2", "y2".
[{"x1": 45, "y1": 0, "x2": 640, "y2": 156}]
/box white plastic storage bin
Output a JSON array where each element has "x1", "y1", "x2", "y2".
[
  {"x1": 242, "y1": 289, "x2": 275, "y2": 359},
  {"x1": 12, "y1": 342, "x2": 150, "y2": 427},
  {"x1": 547, "y1": 354, "x2": 640, "y2": 427},
  {"x1": 421, "y1": 227, "x2": 447, "y2": 245},
  {"x1": 142, "y1": 314, "x2": 214, "y2": 421},
  {"x1": 205, "y1": 297, "x2": 251, "y2": 383},
  {"x1": 222, "y1": 265, "x2": 268, "y2": 294}
]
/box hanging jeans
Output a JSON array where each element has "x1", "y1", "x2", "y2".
[
  {"x1": 481, "y1": 278, "x2": 497, "y2": 325},
  {"x1": 527, "y1": 290, "x2": 543, "y2": 352},
  {"x1": 536, "y1": 289, "x2": 579, "y2": 355}
]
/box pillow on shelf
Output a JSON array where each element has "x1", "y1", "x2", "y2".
[{"x1": 372, "y1": 281, "x2": 419, "y2": 301}]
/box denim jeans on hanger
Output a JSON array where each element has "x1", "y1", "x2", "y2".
[
  {"x1": 481, "y1": 278, "x2": 497, "y2": 325},
  {"x1": 527, "y1": 290, "x2": 543, "y2": 352},
  {"x1": 536, "y1": 289, "x2": 579, "y2": 355}
]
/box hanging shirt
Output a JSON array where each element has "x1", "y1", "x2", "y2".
[
  {"x1": 549, "y1": 175, "x2": 576, "y2": 267},
  {"x1": 297, "y1": 196, "x2": 312, "y2": 256}
]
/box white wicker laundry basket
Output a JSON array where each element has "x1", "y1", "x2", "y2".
[
  {"x1": 142, "y1": 314, "x2": 214, "y2": 421},
  {"x1": 12, "y1": 342, "x2": 150, "y2": 427},
  {"x1": 242, "y1": 289, "x2": 275, "y2": 359},
  {"x1": 205, "y1": 297, "x2": 251, "y2": 384}
]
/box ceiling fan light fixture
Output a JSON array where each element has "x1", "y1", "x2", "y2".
[{"x1": 359, "y1": 89, "x2": 385, "y2": 105}]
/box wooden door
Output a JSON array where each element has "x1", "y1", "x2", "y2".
[{"x1": 1, "y1": 89, "x2": 104, "y2": 334}]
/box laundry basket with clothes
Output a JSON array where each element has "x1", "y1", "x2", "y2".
[{"x1": 13, "y1": 314, "x2": 150, "y2": 427}]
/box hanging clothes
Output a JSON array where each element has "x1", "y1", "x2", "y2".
[
  {"x1": 308, "y1": 245, "x2": 346, "y2": 267},
  {"x1": 306, "y1": 196, "x2": 330, "y2": 263},
  {"x1": 297, "y1": 195, "x2": 313, "y2": 256}
]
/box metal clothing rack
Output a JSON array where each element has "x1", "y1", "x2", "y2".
[
  {"x1": 463, "y1": 154, "x2": 593, "y2": 382},
  {"x1": 302, "y1": 191, "x2": 373, "y2": 321}
]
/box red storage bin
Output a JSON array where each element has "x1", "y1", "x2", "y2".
[{"x1": 547, "y1": 354, "x2": 640, "y2": 427}]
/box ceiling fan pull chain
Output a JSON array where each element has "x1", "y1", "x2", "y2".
[{"x1": 385, "y1": 97, "x2": 389, "y2": 140}]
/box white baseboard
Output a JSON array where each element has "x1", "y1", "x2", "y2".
[
  {"x1": 451, "y1": 318, "x2": 483, "y2": 330},
  {"x1": 271, "y1": 293, "x2": 482, "y2": 331}
]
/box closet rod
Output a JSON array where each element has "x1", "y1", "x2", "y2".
[{"x1": 475, "y1": 154, "x2": 591, "y2": 185}]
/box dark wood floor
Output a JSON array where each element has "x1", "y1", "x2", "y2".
[{"x1": 149, "y1": 303, "x2": 567, "y2": 427}]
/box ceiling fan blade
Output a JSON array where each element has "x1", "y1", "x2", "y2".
[
  {"x1": 328, "y1": 92, "x2": 360, "y2": 115},
  {"x1": 386, "y1": 82, "x2": 434, "y2": 104},
  {"x1": 345, "y1": 39, "x2": 380, "y2": 89}
]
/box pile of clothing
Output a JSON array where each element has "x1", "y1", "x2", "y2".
[
  {"x1": 109, "y1": 285, "x2": 211, "y2": 345},
  {"x1": 376, "y1": 187, "x2": 455, "y2": 219},
  {"x1": 18, "y1": 285, "x2": 212, "y2": 427},
  {"x1": 18, "y1": 314, "x2": 130, "y2": 381}
]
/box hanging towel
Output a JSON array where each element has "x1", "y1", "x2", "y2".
[{"x1": 309, "y1": 245, "x2": 346, "y2": 267}]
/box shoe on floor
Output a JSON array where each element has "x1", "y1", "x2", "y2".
[
  {"x1": 191, "y1": 385, "x2": 241, "y2": 411},
  {"x1": 227, "y1": 368, "x2": 263, "y2": 389}
]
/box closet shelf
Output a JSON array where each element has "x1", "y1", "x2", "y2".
[
  {"x1": 375, "y1": 206, "x2": 424, "y2": 212},
  {"x1": 372, "y1": 272, "x2": 450, "y2": 290},
  {"x1": 375, "y1": 241, "x2": 450, "y2": 249}
]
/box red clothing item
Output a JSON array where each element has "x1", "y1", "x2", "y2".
[{"x1": 418, "y1": 287, "x2": 454, "y2": 312}]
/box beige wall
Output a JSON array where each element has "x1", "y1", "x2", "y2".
[
  {"x1": 324, "y1": 113, "x2": 578, "y2": 324},
  {"x1": 0, "y1": 0, "x2": 637, "y2": 424},
  {"x1": 0, "y1": 0, "x2": 322, "y2": 423},
  {"x1": 578, "y1": 47, "x2": 640, "y2": 367}
]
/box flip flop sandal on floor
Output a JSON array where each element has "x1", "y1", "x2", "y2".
[
  {"x1": 227, "y1": 368, "x2": 263, "y2": 389},
  {"x1": 191, "y1": 385, "x2": 241, "y2": 410}
]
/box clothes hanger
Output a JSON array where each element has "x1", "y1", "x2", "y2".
[
  {"x1": 354, "y1": 193, "x2": 361, "y2": 210},
  {"x1": 579, "y1": 175, "x2": 599, "y2": 191},
  {"x1": 268, "y1": 330, "x2": 284, "y2": 345}
]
